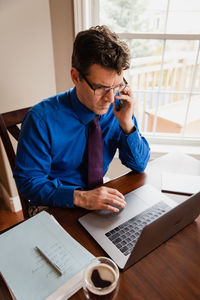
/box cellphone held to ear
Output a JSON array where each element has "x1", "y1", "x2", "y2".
[{"x1": 115, "y1": 92, "x2": 123, "y2": 111}]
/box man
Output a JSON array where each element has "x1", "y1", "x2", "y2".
[{"x1": 14, "y1": 25, "x2": 150, "y2": 213}]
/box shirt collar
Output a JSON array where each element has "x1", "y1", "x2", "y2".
[{"x1": 70, "y1": 87, "x2": 95, "y2": 125}]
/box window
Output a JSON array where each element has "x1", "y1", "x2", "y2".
[{"x1": 74, "y1": 0, "x2": 200, "y2": 148}]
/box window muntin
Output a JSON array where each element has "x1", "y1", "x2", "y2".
[{"x1": 98, "y1": 0, "x2": 200, "y2": 139}]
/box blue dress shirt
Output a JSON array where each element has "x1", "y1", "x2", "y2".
[{"x1": 14, "y1": 87, "x2": 150, "y2": 208}]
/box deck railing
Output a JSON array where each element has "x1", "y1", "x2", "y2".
[{"x1": 127, "y1": 53, "x2": 200, "y2": 135}]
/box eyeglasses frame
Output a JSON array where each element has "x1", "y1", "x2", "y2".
[{"x1": 77, "y1": 68, "x2": 128, "y2": 96}]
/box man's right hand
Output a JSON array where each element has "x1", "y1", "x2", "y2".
[{"x1": 74, "y1": 186, "x2": 126, "y2": 212}]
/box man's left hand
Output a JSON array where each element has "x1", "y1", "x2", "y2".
[{"x1": 113, "y1": 85, "x2": 135, "y2": 135}]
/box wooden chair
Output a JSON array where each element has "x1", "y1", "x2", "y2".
[{"x1": 0, "y1": 107, "x2": 31, "y2": 219}]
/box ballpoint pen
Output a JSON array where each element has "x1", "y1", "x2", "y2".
[{"x1": 35, "y1": 246, "x2": 63, "y2": 276}]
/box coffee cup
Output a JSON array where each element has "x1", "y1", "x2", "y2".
[{"x1": 83, "y1": 256, "x2": 119, "y2": 300}]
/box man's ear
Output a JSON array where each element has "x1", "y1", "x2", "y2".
[{"x1": 71, "y1": 68, "x2": 80, "y2": 85}]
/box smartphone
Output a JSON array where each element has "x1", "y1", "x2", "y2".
[{"x1": 115, "y1": 92, "x2": 123, "y2": 111}]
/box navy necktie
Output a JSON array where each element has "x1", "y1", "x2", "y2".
[{"x1": 87, "y1": 116, "x2": 103, "y2": 189}]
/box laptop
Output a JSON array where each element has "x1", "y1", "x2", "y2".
[{"x1": 78, "y1": 184, "x2": 200, "y2": 271}]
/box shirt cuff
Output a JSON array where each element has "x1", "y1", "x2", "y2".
[
  {"x1": 121, "y1": 127, "x2": 141, "y2": 144},
  {"x1": 126, "y1": 128, "x2": 142, "y2": 145},
  {"x1": 50, "y1": 185, "x2": 82, "y2": 208},
  {"x1": 120, "y1": 128, "x2": 143, "y2": 157}
]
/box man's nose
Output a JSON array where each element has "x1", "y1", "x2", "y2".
[{"x1": 103, "y1": 89, "x2": 115, "y2": 103}]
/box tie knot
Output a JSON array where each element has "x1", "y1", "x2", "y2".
[{"x1": 91, "y1": 116, "x2": 99, "y2": 128}]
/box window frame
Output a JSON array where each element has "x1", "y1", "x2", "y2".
[{"x1": 73, "y1": 0, "x2": 200, "y2": 148}]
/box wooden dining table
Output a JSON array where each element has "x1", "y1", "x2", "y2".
[{"x1": 1, "y1": 152, "x2": 200, "y2": 299}]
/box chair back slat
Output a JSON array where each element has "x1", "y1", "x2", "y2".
[
  {"x1": 2, "y1": 107, "x2": 30, "y2": 127},
  {"x1": 0, "y1": 114, "x2": 16, "y2": 171},
  {"x1": 0, "y1": 107, "x2": 31, "y2": 219},
  {"x1": 8, "y1": 125, "x2": 21, "y2": 141}
]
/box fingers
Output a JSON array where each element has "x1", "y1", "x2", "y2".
[
  {"x1": 74, "y1": 186, "x2": 127, "y2": 212},
  {"x1": 107, "y1": 187, "x2": 125, "y2": 200},
  {"x1": 124, "y1": 84, "x2": 133, "y2": 97},
  {"x1": 95, "y1": 187, "x2": 126, "y2": 210},
  {"x1": 113, "y1": 85, "x2": 135, "y2": 134},
  {"x1": 101, "y1": 203, "x2": 120, "y2": 213},
  {"x1": 106, "y1": 188, "x2": 126, "y2": 208},
  {"x1": 114, "y1": 87, "x2": 134, "y2": 115},
  {"x1": 115, "y1": 85, "x2": 133, "y2": 101}
]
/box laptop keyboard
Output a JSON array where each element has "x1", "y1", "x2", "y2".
[{"x1": 105, "y1": 201, "x2": 171, "y2": 256}]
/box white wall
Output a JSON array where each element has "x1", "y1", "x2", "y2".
[
  {"x1": 0, "y1": 0, "x2": 75, "y2": 210},
  {"x1": 49, "y1": 0, "x2": 74, "y2": 92},
  {"x1": 0, "y1": 0, "x2": 56, "y2": 113}
]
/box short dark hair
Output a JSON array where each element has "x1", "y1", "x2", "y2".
[{"x1": 72, "y1": 25, "x2": 130, "y2": 75}]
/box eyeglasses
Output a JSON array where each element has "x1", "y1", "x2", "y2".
[{"x1": 77, "y1": 69, "x2": 128, "y2": 96}]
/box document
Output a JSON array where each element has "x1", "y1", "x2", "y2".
[
  {"x1": 161, "y1": 172, "x2": 200, "y2": 195},
  {"x1": 0, "y1": 211, "x2": 94, "y2": 300}
]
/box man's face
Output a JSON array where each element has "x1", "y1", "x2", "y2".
[{"x1": 73, "y1": 64, "x2": 124, "y2": 115}]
